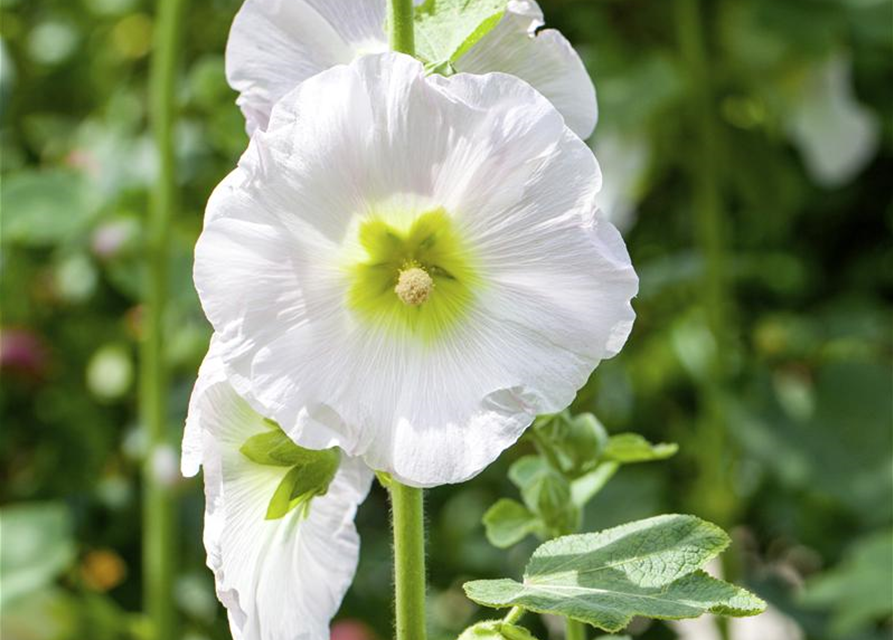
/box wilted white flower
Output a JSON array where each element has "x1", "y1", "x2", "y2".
[
  {"x1": 226, "y1": 0, "x2": 597, "y2": 139},
  {"x1": 194, "y1": 53, "x2": 637, "y2": 487},
  {"x1": 182, "y1": 340, "x2": 373, "y2": 640}
]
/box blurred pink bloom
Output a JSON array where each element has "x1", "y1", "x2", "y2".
[
  {"x1": 0, "y1": 328, "x2": 49, "y2": 379},
  {"x1": 331, "y1": 620, "x2": 376, "y2": 640}
]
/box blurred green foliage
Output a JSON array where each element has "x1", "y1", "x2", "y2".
[{"x1": 1, "y1": 0, "x2": 891, "y2": 639}]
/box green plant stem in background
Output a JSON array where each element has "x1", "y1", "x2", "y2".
[
  {"x1": 675, "y1": 2, "x2": 738, "y2": 639},
  {"x1": 388, "y1": 0, "x2": 416, "y2": 55},
  {"x1": 390, "y1": 481, "x2": 428, "y2": 640},
  {"x1": 674, "y1": 0, "x2": 740, "y2": 528},
  {"x1": 566, "y1": 619, "x2": 587, "y2": 640},
  {"x1": 142, "y1": 0, "x2": 185, "y2": 637}
]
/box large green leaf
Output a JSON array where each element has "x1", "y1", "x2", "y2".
[
  {"x1": 0, "y1": 502, "x2": 76, "y2": 607},
  {"x1": 1, "y1": 170, "x2": 99, "y2": 247},
  {"x1": 413, "y1": 0, "x2": 505, "y2": 69},
  {"x1": 464, "y1": 515, "x2": 765, "y2": 633}
]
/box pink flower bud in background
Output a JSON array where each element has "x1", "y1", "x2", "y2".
[
  {"x1": 331, "y1": 620, "x2": 377, "y2": 640},
  {"x1": 0, "y1": 328, "x2": 49, "y2": 380}
]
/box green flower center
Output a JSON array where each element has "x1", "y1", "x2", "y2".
[{"x1": 346, "y1": 208, "x2": 479, "y2": 343}]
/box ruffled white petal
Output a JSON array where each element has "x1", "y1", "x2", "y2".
[
  {"x1": 184, "y1": 341, "x2": 373, "y2": 640},
  {"x1": 455, "y1": 0, "x2": 598, "y2": 139},
  {"x1": 225, "y1": 0, "x2": 596, "y2": 138},
  {"x1": 195, "y1": 53, "x2": 637, "y2": 487},
  {"x1": 225, "y1": 0, "x2": 387, "y2": 134}
]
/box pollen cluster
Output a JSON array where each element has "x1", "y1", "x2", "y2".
[{"x1": 395, "y1": 266, "x2": 434, "y2": 306}]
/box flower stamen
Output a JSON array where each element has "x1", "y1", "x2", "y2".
[{"x1": 395, "y1": 266, "x2": 434, "y2": 306}]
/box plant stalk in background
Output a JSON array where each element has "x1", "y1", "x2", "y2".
[
  {"x1": 676, "y1": 1, "x2": 739, "y2": 638},
  {"x1": 142, "y1": 0, "x2": 185, "y2": 637}
]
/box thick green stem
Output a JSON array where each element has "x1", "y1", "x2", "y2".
[
  {"x1": 386, "y1": 2, "x2": 424, "y2": 637},
  {"x1": 390, "y1": 481, "x2": 427, "y2": 640},
  {"x1": 141, "y1": 0, "x2": 184, "y2": 637},
  {"x1": 388, "y1": 0, "x2": 415, "y2": 56},
  {"x1": 565, "y1": 619, "x2": 587, "y2": 640}
]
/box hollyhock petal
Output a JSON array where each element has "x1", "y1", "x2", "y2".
[
  {"x1": 195, "y1": 53, "x2": 637, "y2": 487},
  {"x1": 454, "y1": 0, "x2": 598, "y2": 139},
  {"x1": 183, "y1": 340, "x2": 373, "y2": 640},
  {"x1": 225, "y1": 0, "x2": 386, "y2": 134},
  {"x1": 225, "y1": 0, "x2": 596, "y2": 138}
]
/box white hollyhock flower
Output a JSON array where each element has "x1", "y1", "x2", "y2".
[
  {"x1": 226, "y1": 0, "x2": 597, "y2": 139},
  {"x1": 182, "y1": 339, "x2": 373, "y2": 640},
  {"x1": 195, "y1": 53, "x2": 637, "y2": 487}
]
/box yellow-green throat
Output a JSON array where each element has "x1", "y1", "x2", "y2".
[{"x1": 346, "y1": 208, "x2": 479, "y2": 343}]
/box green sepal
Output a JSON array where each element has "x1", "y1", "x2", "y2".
[
  {"x1": 239, "y1": 428, "x2": 318, "y2": 467},
  {"x1": 375, "y1": 470, "x2": 394, "y2": 488},
  {"x1": 263, "y1": 447, "x2": 341, "y2": 521}
]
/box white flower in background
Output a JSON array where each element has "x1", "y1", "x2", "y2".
[
  {"x1": 182, "y1": 340, "x2": 373, "y2": 640},
  {"x1": 194, "y1": 53, "x2": 637, "y2": 487},
  {"x1": 591, "y1": 129, "x2": 650, "y2": 233},
  {"x1": 226, "y1": 0, "x2": 597, "y2": 139},
  {"x1": 786, "y1": 53, "x2": 880, "y2": 188}
]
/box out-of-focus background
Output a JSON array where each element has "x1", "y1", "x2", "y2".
[{"x1": 1, "y1": 0, "x2": 891, "y2": 639}]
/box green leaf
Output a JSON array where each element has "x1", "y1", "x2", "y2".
[
  {"x1": 570, "y1": 462, "x2": 619, "y2": 507},
  {"x1": 464, "y1": 514, "x2": 766, "y2": 633},
  {"x1": 458, "y1": 620, "x2": 541, "y2": 640},
  {"x1": 1, "y1": 170, "x2": 99, "y2": 247},
  {"x1": 508, "y1": 455, "x2": 548, "y2": 490},
  {"x1": 413, "y1": 0, "x2": 506, "y2": 68},
  {"x1": 0, "y1": 502, "x2": 76, "y2": 607},
  {"x1": 602, "y1": 434, "x2": 679, "y2": 464},
  {"x1": 801, "y1": 528, "x2": 893, "y2": 637},
  {"x1": 483, "y1": 499, "x2": 543, "y2": 549}
]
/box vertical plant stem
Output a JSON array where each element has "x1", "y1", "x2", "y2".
[
  {"x1": 386, "y1": 4, "x2": 424, "y2": 638},
  {"x1": 565, "y1": 619, "x2": 587, "y2": 640},
  {"x1": 390, "y1": 481, "x2": 427, "y2": 640},
  {"x1": 142, "y1": 0, "x2": 184, "y2": 637},
  {"x1": 388, "y1": 0, "x2": 416, "y2": 55},
  {"x1": 676, "y1": 2, "x2": 737, "y2": 639}
]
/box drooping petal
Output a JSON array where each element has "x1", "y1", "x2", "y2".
[
  {"x1": 455, "y1": 0, "x2": 598, "y2": 139},
  {"x1": 195, "y1": 53, "x2": 637, "y2": 487},
  {"x1": 184, "y1": 341, "x2": 373, "y2": 640},
  {"x1": 224, "y1": 0, "x2": 596, "y2": 138}
]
